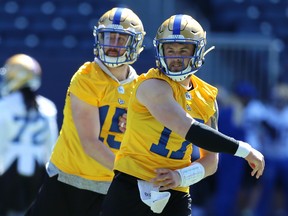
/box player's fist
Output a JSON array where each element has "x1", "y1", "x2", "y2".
[{"x1": 118, "y1": 113, "x2": 127, "y2": 133}]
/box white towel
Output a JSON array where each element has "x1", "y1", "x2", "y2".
[{"x1": 137, "y1": 180, "x2": 171, "y2": 214}]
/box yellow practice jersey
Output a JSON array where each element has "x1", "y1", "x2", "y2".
[
  {"x1": 51, "y1": 61, "x2": 137, "y2": 182},
  {"x1": 114, "y1": 68, "x2": 218, "y2": 193}
]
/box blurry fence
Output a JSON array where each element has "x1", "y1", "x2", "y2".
[{"x1": 198, "y1": 33, "x2": 282, "y2": 100}]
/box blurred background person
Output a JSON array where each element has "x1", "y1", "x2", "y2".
[
  {"x1": 233, "y1": 81, "x2": 265, "y2": 216},
  {"x1": 0, "y1": 54, "x2": 58, "y2": 216},
  {"x1": 212, "y1": 84, "x2": 246, "y2": 216},
  {"x1": 212, "y1": 82, "x2": 266, "y2": 216},
  {"x1": 253, "y1": 83, "x2": 288, "y2": 216}
]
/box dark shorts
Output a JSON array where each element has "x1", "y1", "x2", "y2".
[
  {"x1": 25, "y1": 172, "x2": 105, "y2": 216},
  {"x1": 100, "y1": 171, "x2": 192, "y2": 216},
  {"x1": 0, "y1": 160, "x2": 45, "y2": 214}
]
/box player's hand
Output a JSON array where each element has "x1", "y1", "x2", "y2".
[
  {"x1": 150, "y1": 168, "x2": 181, "y2": 191},
  {"x1": 245, "y1": 148, "x2": 265, "y2": 179},
  {"x1": 118, "y1": 113, "x2": 127, "y2": 133}
]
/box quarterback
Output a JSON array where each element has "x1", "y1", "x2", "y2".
[
  {"x1": 25, "y1": 7, "x2": 145, "y2": 216},
  {"x1": 101, "y1": 14, "x2": 265, "y2": 216}
]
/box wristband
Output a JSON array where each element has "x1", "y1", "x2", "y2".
[
  {"x1": 176, "y1": 162, "x2": 205, "y2": 187},
  {"x1": 234, "y1": 141, "x2": 252, "y2": 158}
]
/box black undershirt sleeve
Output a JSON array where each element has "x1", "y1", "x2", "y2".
[{"x1": 185, "y1": 121, "x2": 239, "y2": 154}]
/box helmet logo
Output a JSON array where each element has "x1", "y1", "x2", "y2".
[
  {"x1": 111, "y1": 24, "x2": 122, "y2": 29},
  {"x1": 172, "y1": 35, "x2": 181, "y2": 39}
]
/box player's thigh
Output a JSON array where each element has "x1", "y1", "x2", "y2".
[
  {"x1": 162, "y1": 190, "x2": 192, "y2": 216},
  {"x1": 26, "y1": 173, "x2": 105, "y2": 216},
  {"x1": 101, "y1": 172, "x2": 151, "y2": 216},
  {"x1": 25, "y1": 174, "x2": 70, "y2": 216}
]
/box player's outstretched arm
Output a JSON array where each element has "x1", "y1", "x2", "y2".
[{"x1": 137, "y1": 79, "x2": 265, "y2": 179}]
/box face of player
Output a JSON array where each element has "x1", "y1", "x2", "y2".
[
  {"x1": 162, "y1": 43, "x2": 195, "y2": 72},
  {"x1": 100, "y1": 32, "x2": 131, "y2": 57}
]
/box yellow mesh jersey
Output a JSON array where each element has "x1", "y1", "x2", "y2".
[
  {"x1": 50, "y1": 61, "x2": 136, "y2": 181},
  {"x1": 114, "y1": 68, "x2": 218, "y2": 193}
]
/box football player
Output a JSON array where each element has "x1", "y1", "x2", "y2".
[
  {"x1": 0, "y1": 54, "x2": 58, "y2": 216},
  {"x1": 101, "y1": 14, "x2": 265, "y2": 216},
  {"x1": 25, "y1": 7, "x2": 145, "y2": 216}
]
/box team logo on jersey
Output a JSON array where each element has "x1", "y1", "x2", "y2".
[
  {"x1": 118, "y1": 86, "x2": 125, "y2": 94},
  {"x1": 185, "y1": 92, "x2": 192, "y2": 100},
  {"x1": 118, "y1": 98, "x2": 125, "y2": 105}
]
